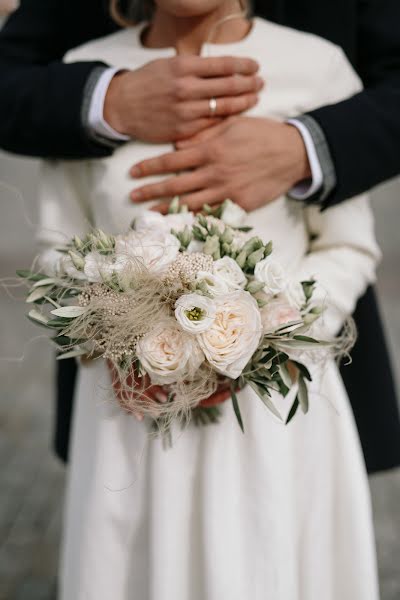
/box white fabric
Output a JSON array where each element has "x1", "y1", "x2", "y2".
[
  {"x1": 88, "y1": 66, "x2": 131, "y2": 141},
  {"x1": 39, "y1": 18, "x2": 381, "y2": 600},
  {"x1": 288, "y1": 118, "x2": 324, "y2": 198}
]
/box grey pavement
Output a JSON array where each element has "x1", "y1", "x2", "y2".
[{"x1": 0, "y1": 151, "x2": 399, "y2": 600}]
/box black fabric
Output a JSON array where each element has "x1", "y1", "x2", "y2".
[{"x1": 1, "y1": 0, "x2": 399, "y2": 472}]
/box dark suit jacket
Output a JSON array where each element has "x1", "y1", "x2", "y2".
[{"x1": 1, "y1": 0, "x2": 399, "y2": 471}]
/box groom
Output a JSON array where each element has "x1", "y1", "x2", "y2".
[{"x1": 0, "y1": 0, "x2": 399, "y2": 473}]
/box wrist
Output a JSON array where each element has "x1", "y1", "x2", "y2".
[
  {"x1": 103, "y1": 70, "x2": 132, "y2": 136},
  {"x1": 285, "y1": 123, "x2": 312, "y2": 185}
]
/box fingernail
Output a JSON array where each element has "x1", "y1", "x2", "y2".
[
  {"x1": 255, "y1": 76, "x2": 264, "y2": 89},
  {"x1": 155, "y1": 392, "x2": 168, "y2": 403},
  {"x1": 131, "y1": 166, "x2": 141, "y2": 177},
  {"x1": 131, "y1": 191, "x2": 142, "y2": 202}
]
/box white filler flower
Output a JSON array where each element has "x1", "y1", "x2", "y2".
[
  {"x1": 220, "y1": 199, "x2": 247, "y2": 228},
  {"x1": 198, "y1": 290, "x2": 262, "y2": 379},
  {"x1": 136, "y1": 319, "x2": 204, "y2": 385},
  {"x1": 175, "y1": 293, "x2": 216, "y2": 333},
  {"x1": 195, "y1": 271, "x2": 230, "y2": 297},
  {"x1": 133, "y1": 210, "x2": 195, "y2": 234},
  {"x1": 213, "y1": 256, "x2": 247, "y2": 290},
  {"x1": 115, "y1": 230, "x2": 180, "y2": 275},
  {"x1": 254, "y1": 258, "x2": 287, "y2": 295}
]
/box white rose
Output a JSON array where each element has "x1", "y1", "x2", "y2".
[
  {"x1": 38, "y1": 248, "x2": 64, "y2": 278},
  {"x1": 213, "y1": 256, "x2": 247, "y2": 290},
  {"x1": 286, "y1": 281, "x2": 306, "y2": 309},
  {"x1": 133, "y1": 210, "x2": 194, "y2": 234},
  {"x1": 136, "y1": 319, "x2": 204, "y2": 385},
  {"x1": 187, "y1": 239, "x2": 204, "y2": 254},
  {"x1": 254, "y1": 259, "x2": 287, "y2": 295},
  {"x1": 261, "y1": 297, "x2": 302, "y2": 334},
  {"x1": 195, "y1": 271, "x2": 230, "y2": 297},
  {"x1": 115, "y1": 230, "x2": 180, "y2": 275},
  {"x1": 220, "y1": 199, "x2": 247, "y2": 228},
  {"x1": 198, "y1": 291, "x2": 262, "y2": 379},
  {"x1": 175, "y1": 293, "x2": 216, "y2": 333}
]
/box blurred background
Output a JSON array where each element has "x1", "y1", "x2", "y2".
[{"x1": 0, "y1": 4, "x2": 399, "y2": 600}]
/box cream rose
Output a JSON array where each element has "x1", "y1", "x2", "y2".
[
  {"x1": 175, "y1": 293, "x2": 216, "y2": 333},
  {"x1": 115, "y1": 230, "x2": 180, "y2": 275},
  {"x1": 261, "y1": 297, "x2": 302, "y2": 334},
  {"x1": 254, "y1": 258, "x2": 287, "y2": 295},
  {"x1": 136, "y1": 319, "x2": 204, "y2": 385},
  {"x1": 198, "y1": 291, "x2": 262, "y2": 379},
  {"x1": 213, "y1": 256, "x2": 247, "y2": 290}
]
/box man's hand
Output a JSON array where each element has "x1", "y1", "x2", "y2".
[
  {"x1": 104, "y1": 56, "x2": 262, "y2": 143},
  {"x1": 130, "y1": 117, "x2": 312, "y2": 212}
]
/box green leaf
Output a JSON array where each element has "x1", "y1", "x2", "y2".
[
  {"x1": 16, "y1": 269, "x2": 44, "y2": 282},
  {"x1": 231, "y1": 387, "x2": 244, "y2": 433},
  {"x1": 27, "y1": 309, "x2": 50, "y2": 327},
  {"x1": 51, "y1": 306, "x2": 87, "y2": 318},
  {"x1": 56, "y1": 348, "x2": 87, "y2": 360},
  {"x1": 46, "y1": 317, "x2": 72, "y2": 329},
  {"x1": 248, "y1": 381, "x2": 282, "y2": 421},
  {"x1": 292, "y1": 361, "x2": 312, "y2": 382},
  {"x1": 293, "y1": 335, "x2": 320, "y2": 344},
  {"x1": 26, "y1": 285, "x2": 53, "y2": 303},
  {"x1": 298, "y1": 376, "x2": 309, "y2": 414},
  {"x1": 286, "y1": 397, "x2": 300, "y2": 424},
  {"x1": 279, "y1": 363, "x2": 292, "y2": 388},
  {"x1": 31, "y1": 278, "x2": 57, "y2": 288}
]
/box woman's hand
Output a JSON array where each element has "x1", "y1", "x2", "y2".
[
  {"x1": 108, "y1": 360, "x2": 232, "y2": 418},
  {"x1": 130, "y1": 116, "x2": 311, "y2": 211},
  {"x1": 104, "y1": 56, "x2": 262, "y2": 143}
]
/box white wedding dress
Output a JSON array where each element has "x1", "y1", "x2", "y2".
[{"x1": 38, "y1": 18, "x2": 381, "y2": 600}]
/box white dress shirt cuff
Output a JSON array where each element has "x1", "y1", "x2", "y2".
[
  {"x1": 88, "y1": 67, "x2": 131, "y2": 142},
  {"x1": 287, "y1": 118, "x2": 324, "y2": 200}
]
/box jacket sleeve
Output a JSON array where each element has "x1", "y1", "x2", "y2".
[
  {"x1": 308, "y1": 0, "x2": 400, "y2": 207},
  {"x1": 295, "y1": 46, "x2": 381, "y2": 337},
  {"x1": 0, "y1": 0, "x2": 117, "y2": 159}
]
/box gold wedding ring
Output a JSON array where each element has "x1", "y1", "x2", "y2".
[{"x1": 209, "y1": 97, "x2": 217, "y2": 116}]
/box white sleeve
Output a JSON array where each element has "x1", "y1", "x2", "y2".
[{"x1": 297, "y1": 195, "x2": 381, "y2": 338}]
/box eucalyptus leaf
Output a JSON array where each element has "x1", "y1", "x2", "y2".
[
  {"x1": 248, "y1": 381, "x2": 282, "y2": 421},
  {"x1": 279, "y1": 363, "x2": 293, "y2": 388},
  {"x1": 26, "y1": 285, "x2": 53, "y2": 303},
  {"x1": 56, "y1": 348, "x2": 87, "y2": 360},
  {"x1": 31, "y1": 278, "x2": 57, "y2": 288},
  {"x1": 51, "y1": 306, "x2": 87, "y2": 318},
  {"x1": 286, "y1": 397, "x2": 300, "y2": 425},
  {"x1": 27, "y1": 309, "x2": 50, "y2": 327},
  {"x1": 298, "y1": 376, "x2": 309, "y2": 414},
  {"x1": 231, "y1": 387, "x2": 244, "y2": 433},
  {"x1": 16, "y1": 269, "x2": 44, "y2": 282}
]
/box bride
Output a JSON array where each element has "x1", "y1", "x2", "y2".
[{"x1": 38, "y1": 1, "x2": 381, "y2": 598}]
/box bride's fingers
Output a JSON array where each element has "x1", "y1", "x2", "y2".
[
  {"x1": 130, "y1": 146, "x2": 206, "y2": 179},
  {"x1": 131, "y1": 167, "x2": 213, "y2": 203},
  {"x1": 188, "y1": 73, "x2": 263, "y2": 100},
  {"x1": 180, "y1": 93, "x2": 258, "y2": 120}
]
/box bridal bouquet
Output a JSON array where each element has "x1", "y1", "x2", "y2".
[{"x1": 18, "y1": 199, "x2": 329, "y2": 432}]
